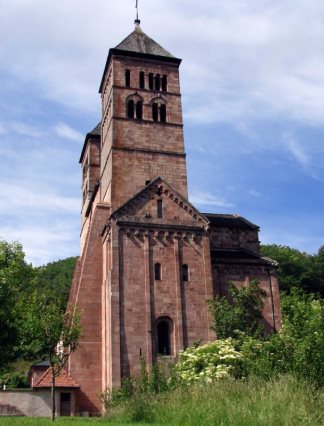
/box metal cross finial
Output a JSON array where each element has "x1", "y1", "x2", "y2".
[{"x1": 135, "y1": 0, "x2": 140, "y2": 25}]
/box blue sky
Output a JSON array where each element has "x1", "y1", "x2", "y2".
[{"x1": 0, "y1": 0, "x2": 323, "y2": 265}]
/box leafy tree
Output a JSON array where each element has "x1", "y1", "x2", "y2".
[
  {"x1": 260, "y1": 244, "x2": 323, "y2": 296},
  {"x1": 20, "y1": 292, "x2": 82, "y2": 421},
  {"x1": 0, "y1": 240, "x2": 34, "y2": 368},
  {"x1": 208, "y1": 280, "x2": 266, "y2": 339}
]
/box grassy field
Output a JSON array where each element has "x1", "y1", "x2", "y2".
[{"x1": 0, "y1": 375, "x2": 323, "y2": 425}]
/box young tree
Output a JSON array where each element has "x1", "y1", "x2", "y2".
[
  {"x1": 0, "y1": 240, "x2": 34, "y2": 367},
  {"x1": 208, "y1": 280, "x2": 266, "y2": 339},
  {"x1": 21, "y1": 292, "x2": 82, "y2": 421}
]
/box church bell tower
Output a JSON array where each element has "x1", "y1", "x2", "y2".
[{"x1": 99, "y1": 20, "x2": 188, "y2": 210}]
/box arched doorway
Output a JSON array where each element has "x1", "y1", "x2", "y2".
[{"x1": 156, "y1": 318, "x2": 172, "y2": 356}]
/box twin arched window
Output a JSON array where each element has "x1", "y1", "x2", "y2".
[
  {"x1": 127, "y1": 98, "x2": 167, "y2": 123},
  {"x1": 152, "y1": 103, "x2": 166, "y2": 123},
  {"x1": 127, "y1": 99, "x2": 143, "y2": 120}
]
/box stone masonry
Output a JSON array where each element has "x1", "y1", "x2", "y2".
[{"x1": 68, "y1": 22, "x2": 281, "y2": 415}]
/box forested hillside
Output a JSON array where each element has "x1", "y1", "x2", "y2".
[
  {"x1": 261, "y1": 244, "x2": 324, "y2": 296},
  {"x1": 34, "y1": 256, "x2": 77, "y2": 310}
]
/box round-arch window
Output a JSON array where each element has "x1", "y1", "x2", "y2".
[{"x1": 157, "y1": 320, "x2": 171, "y2": 355}]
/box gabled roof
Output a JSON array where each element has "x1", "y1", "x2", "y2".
[
  {"x1": 33, "y1": 368, "x2": 80, "y2": 389},
  {"x1": 204, "y1": 213, "x2": 259, "y2": 231},
  {"x1": 115, "y1": 25, "x2": 175, "y2": 58},
  {"x1": 105, "y1": 177, "x2": 209, "y2": 232},
  {"x1": 79, "y1": 122, "x2": 101, "y2": 164}
]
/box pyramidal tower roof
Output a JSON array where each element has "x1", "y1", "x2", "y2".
[
  {"x1": 115, "y1": 23, "x2": 174, "y2": 58},
  {"x1": 99, "y1": 22, "x2": 181, "y2": 93}
]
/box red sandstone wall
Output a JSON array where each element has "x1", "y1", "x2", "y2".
[
  {"x1": 212, "y1": 264, "x2": 281, "y2": 333},
  {"x1": 68, "y1": 203, "x2": 110, "y2": 414},
  {"x1": 209, "y1": 227, "x2": 260, "y2": 253}
]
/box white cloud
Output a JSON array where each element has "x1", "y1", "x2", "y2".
[
  {"x1": 0, "y1": 182, "x2": 80, "y2": 215},
  {"x1": 9, "y1": 122, "x2": 44, "y2": 138},
  {"x1": 0, "y1": 224, "x2": 79, "y2": 266},
  {"x1": 282, "y1": 133, "x2": 310, "y2": 169},
  {"x1": 53, "y1": 123, "x2": 84, "y2": 142},
  {"x1": 190, "y1": 191, "x2": 234, "y2": 209},
  {"x1": 1, "y1": 0, "x2": 324, "y2": 126}
]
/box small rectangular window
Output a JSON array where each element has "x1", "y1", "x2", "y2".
[
  {"x1": 157, "y1": 199, "x2": 163, "y2": 218},
  {"x1": 182, "y1": 264, "x2": 189, "y2": 282},
  {"x1": 155, "y1": 263, "x2": 161, "y2": 280}
]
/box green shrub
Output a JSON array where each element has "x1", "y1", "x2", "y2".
[{"x1": 208, "y1": 280, "x2": 266, "y2": 339}]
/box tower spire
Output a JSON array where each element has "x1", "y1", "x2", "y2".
[{"x1": 135, "y1": 0, "x2": 140, "y2": 26}]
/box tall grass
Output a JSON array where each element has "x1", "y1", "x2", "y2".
[
  {"x1": 0, "y1": 376, "x2": 323, "y2": 425},
  {"x1": 105, "y1": 375, "x2": 324, "y2": 425}
]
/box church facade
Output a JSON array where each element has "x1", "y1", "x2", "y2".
[{"x1": 68, "y1": 22, "x2": 281, "y2": 414}]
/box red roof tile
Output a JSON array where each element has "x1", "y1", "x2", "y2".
[{"x1": 33, "y1": 367, "x2": 80, "y2": 388}]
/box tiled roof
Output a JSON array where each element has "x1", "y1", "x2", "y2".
[
  {"x1": 33, "y1": 368, "x2": 80, "y2": 388},
  {"x1": 115, "y1": 25, "x2": 174, "y2": 58},
  {"x1": 204, "y1": 213, "x2": 259, "y2": 230},
  {"x1": 210, "y1": 248, "x2": 275, "y2": 266},
  {"x1": 31, "y1": 360, "x2": 50, "y2": 368}
]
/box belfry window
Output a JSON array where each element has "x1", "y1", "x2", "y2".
[
  {"x1": 136, "y1": 101, "x2": 143, "y2": 120},
  {"x1": 152, "y1": 103, "x2": 159, "y2": 122},
  {"x1": 139, "y1": 71, "x2": 145, "y2": 89},
  {"x1": 127, "y1": 100, "x2": 135, "y2": 118},
  {"x1": 182, "y1": 264, "x2": 189, "y2": 282},
  {"x1": 160, "y1": 104, "x2": 166, "y2": 123},
  {"x1": 157, "y1": 320, "x2": 171, "y2": 355},
  {"x1": 149, "y1": 73, "x2": 154, "y2": 90},
  {"x1": 125, "y1": 69, "x2": 131, "y2": 87},
  {"x1": 162, "y1": 75, "x2": 168, "y2": 92},
  {"x1": 154, "y1": 263, "x2": 161, "y2": 281},
  {"x1": 155, "y1": 74, "x2": 161, "y2": 91}
]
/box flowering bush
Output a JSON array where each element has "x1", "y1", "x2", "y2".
[{"x1": 173, "y1": 339, "x2": 242, "y2": 384}]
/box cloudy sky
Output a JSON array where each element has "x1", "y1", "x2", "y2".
[{"x1": 1, "y1": 0, "x2": 323, "y2": 265}]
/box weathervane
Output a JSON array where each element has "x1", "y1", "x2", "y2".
[{"x1": 135, "y1": 0, "x2": 140, "y2": 25}]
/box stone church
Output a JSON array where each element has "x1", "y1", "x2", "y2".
[{"x1": 68, "y1": 21, "x2": 281, "y2": 414}]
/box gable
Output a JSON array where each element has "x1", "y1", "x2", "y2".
[{"x1": 111, "y1": 177, "x2": 208, "y2": 229}]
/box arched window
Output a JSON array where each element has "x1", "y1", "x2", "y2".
[
  {"x1": 152, "y1": 103, "x2": 159, "y2": 122},
  {"x1": 157, "y1": 320, "x2": 171, "y2": 355},
  {"x1": 160, "y1": 104, "x2": 166, "y2": 123},
  {"x1": 125, "y1": 69, "x2": 131, "y2": 87},
  {"x1": 127, "y1": 100, "x2": 135, "y2": 118},
  {"x1": 155, "y1": 74, "x2": 161, "y2": 91},
  {"x1": 149, "y1": 73, "x2": 154, "y2": 90},
  {"x1": 154, "y1": 263, "x2": 161, "y2": 280},
  {"x1": 162, "y1": 75, "x2": 168, "y2": 92},
  {"x1": 139, "y1": 71, "x2": 145, "y2": 89},
  {"x1": 182, "y1": 264, "x2": 189, "y2": 282},
  {"x1": 136, "y1": 101, "x2": 143, "y2": 120}
]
